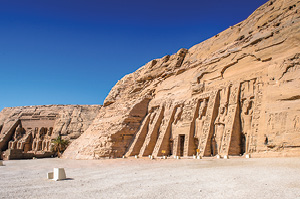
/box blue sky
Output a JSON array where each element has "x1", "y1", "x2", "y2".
[{"x1": 0, "y1": 0, "x2": 268, "y2": 111}]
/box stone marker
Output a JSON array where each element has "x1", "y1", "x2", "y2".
[
  {"x1": 197, "y1": 156, "x2": 202, "y2": 159},
  {"x1": 135, "y1": 155, "x2": 138, "y2": 159},
  {"x1": 224, "y1": 155, "x2": 229, "y2": 159},
  {"x1": 53, "y1": 168, "x2": 66, "y2": 181},
  {"x1": 216, "y1": 155, "x2": 221, "y2": 159},
  {"x1": 245, "y1": 154, "x2": 251, "y2": 159}
]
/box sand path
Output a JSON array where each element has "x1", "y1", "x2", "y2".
[{"x1": 1, "y1": 157, "x2": 300, "y2": 198}]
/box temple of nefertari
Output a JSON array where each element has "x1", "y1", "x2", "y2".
[
  {"x1": 0, "y1": 105, "x2": 101, "y2": 160},
  {"x1": 63, "y1": 0, "x2": 300, "y2": 160},
  {"x1": 1, "y1": 0, "x2": 300, "y2": 160}
]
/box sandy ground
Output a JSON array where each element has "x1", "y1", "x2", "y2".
[{"x1": 0, "y1": 157, "x2": 300, "y2": 199}]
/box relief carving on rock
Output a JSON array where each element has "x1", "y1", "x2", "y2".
[{"x1": 240, "y1": 80, "x2": 255, "y2": 154}]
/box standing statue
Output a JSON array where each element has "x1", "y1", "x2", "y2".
[
  {"x1": 241, "y1": 99, "x2": 253, "y2": 154},
  {"x1": 195, "y1": 99, "x2": 208, "y2": 138},
  {"x1": 213, "y1": 104, "x2": 227, "y2": 155},
  {"x1": 173, "y1": 105, "x2": 183, "y2": 125},
  {"x1": 170, "y1": 104, "x2": 183, "y2": 155}
]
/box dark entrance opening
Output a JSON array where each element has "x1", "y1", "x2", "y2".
[
  {"x1": 169, "y1": 140, "x2": 173, "y2": 156},
  {"x1": 240, "y1": 134, "x2": 246, "y2": 155},
  {"x1": 179, "y1": 135, "x2": 185, "y2": 156}
]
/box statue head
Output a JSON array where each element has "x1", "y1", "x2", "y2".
[{"x1": 219, "y1": 105, "x2": 226, "y2": 114}]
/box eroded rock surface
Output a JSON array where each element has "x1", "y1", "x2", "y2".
[
  {"x1": 0, "y1": 105, "x2": 101, "y2": 159},
  {"x1": 63, "y1": 0, "x2": 300, "y2": 159}
]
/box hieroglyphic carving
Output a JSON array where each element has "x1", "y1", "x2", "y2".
[
  {"x1": 171, "y1": 98, "x2": 200, "y2": 157},
  {"x1": 293, "y1": 115, "x2": 300, "y2": 131},
  {"x1": 197, "y1": 91, "x2": 218, "y2": 157},
  {"x1": 219, "y1": 84, "x2": 240, "y2": 156},
  {"x1": 211, "y1": 86, "x2": 231, "y2": 155},
  {"x1": 248, "y1": 78, "x2": 263, "y2": 153},
  {"x1": 266, "y1": 111, "x2": 288, "y2": 147}
]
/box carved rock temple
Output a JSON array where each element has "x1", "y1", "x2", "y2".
[
  {"x1": 1, "y1": 0, "x2": 300, "y2": 160},
  {"x1": 0, "y1": 105, "x2": 100, "y2": 159}
]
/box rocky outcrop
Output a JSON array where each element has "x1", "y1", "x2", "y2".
[
  {"x1": 0, "y1": 105, "x2": 101, "y2": 159},
  {"x1": 63, "y1": 0, "x2": 300, "y2": 159}
]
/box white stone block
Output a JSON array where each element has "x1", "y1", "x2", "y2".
[
  {"x1": 245, "y1": 154, "x2": 250, "y2": 159},
  {"x1": 216, "y1": 154, "x2": 221, "y2": 159},
  {"x1": 193, "y1": 155, "x2": 196, "y2": 159},
  {"x1": 224, "y1": 155, "x2": 229, "y2": 159},
  {"x1": 53, "y1": 168, "x2": 66, "y2": 181},
  {"x1": 176, "y1": 156, "x2": 180, "y2": 159},
  {"x1": 163, "y1": 156, "x2": 167, "y2": 159},
  {"x1": 135, "y1": 155, "x2": 138, "y2": 159},
  {"x1": 197, "y1": 156, "x2": 202, "y2": 159}
]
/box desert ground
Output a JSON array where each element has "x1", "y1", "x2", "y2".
[{"x1": 1, "y1": 157, "x2": 300, "y2": 199}]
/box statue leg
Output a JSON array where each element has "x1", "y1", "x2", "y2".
[
  {"x1": 8, "y1": 141, "x2": 12, "y2": 149},
  {"x1": 32, "y1": 141, "x2": 36, "y2": 151},
  {"x1": 12, "y1": 141, "x2": 17, "y2": 149},
  {"x1": 42, "y1": 141, "x2": 45, "y2": 151},
  {"x1": 20, "y1": 142, "x2": 25, "y2": 150},
  {"x1": 245, "y1": 133, "x2": 249, "y2": 153}
]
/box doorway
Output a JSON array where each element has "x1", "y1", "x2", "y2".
[{"x1": 179, "y1": 135, "x2": 185, "y2": 156}]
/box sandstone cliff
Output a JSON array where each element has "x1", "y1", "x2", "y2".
[
  {"x1": 63, "y1": 0, "x2": 300, "y2": 159},
  {"x1": 0, "y1": 105, "x2": 101, "y2": 159}
]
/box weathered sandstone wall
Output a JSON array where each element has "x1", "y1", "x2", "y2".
[{"x1": 63, "y1": 0, "x2": 300, "y2": 159}]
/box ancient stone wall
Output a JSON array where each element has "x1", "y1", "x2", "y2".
[{"x1": 0, "y1": 105, "x2": 101, "y2": 159}]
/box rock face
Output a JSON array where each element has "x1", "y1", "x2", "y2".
[
  {"x1": 0, "y1": 105, "x2": 101, "y2": 159},
  {"x1": 63, "y1": 0, "x2": 300, "y2": 159}
]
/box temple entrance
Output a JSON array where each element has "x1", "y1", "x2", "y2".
[
  {"x1": 241, "y1": 134, "x2": 246, "y2": 155},
  {"x1": 179, "y1": 135, "x2": 185, "y2": 156},
  {"x1": 169, "y1": 140, "x2": 173, "y2": 156},
  {"x1": 211, "y1": 137, "x2": 217, "y2": 156}
]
